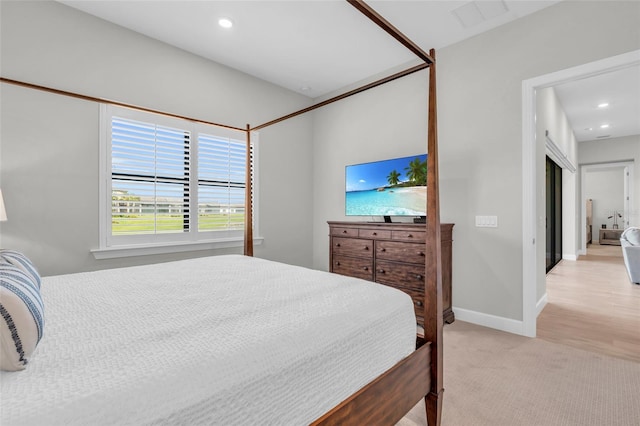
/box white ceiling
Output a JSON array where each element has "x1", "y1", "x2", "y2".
[
  {"x1": 553, "y1": 65, "x2": 640, "y2": 142},
  {"x1": 58, "y1": 0, "x2": 562, "y2": 98},
  {"x1": 57, "y1": 0, "x2": 639, "y2": 141}
]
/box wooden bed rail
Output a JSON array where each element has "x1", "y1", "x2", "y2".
[
  {"x1": 311, "y1": 341, "x2": 432, "y2": 425},
  {"x1": 0, "y1": 77, "x2": 245, "y2": 132},
  {"x1": 346, "y1": 0, "x2": 434, "y2": 64},
  {"x1": 250, "y1": 63, "x2": 428, "y2": 131}
]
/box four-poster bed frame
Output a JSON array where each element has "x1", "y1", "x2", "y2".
[{"x1": 1, "y1": 1, "x2": 444, "y2": 424}]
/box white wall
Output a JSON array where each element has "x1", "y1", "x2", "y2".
[
  {"x1": 312, "y1": 1, "x2": 640, "y2": 328},
  {"x1": 585, "y1": 168, "x2": 626, "y2": 240},
  {"x1": 579, "y1": 134, "x2": 640, "y2": 228},
  {"x1": 0, "y1": 1, "x2": 314, "y2": 276},
  {"x1": 311, "y1": 70, "x2": 428, "y2": 271}
]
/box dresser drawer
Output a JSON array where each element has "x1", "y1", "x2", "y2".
[
  {"x1": 359, "y1": 229, "x2": 391, "y2": 239},
  {"x1": 375, "y1": 260, "x2": 425, "y2": 291},
  {"x1": 376, "y1": 241, "x2": 426, "y2": 264},
  {"x1": 332, "y1": 255, "x2": 374, "y2": 280},
  {"x1": 332, "y1": 237, "x2": 374, "y2": 258},
  {"x1": 391, "y1": 230, "x2": 426, "y2": 242},
  {"x1": 331, "y1": 227, "x2": 359, "y2": 238},
  {"x1": 410, "y1": 292, "x2": 425, "y2": 325},
  {"x1": 328, "y1": 221, "x2": 454, "y2": 326},
  {"x1": 385, "y1": 285, "x2": 425, "y2": 325}
]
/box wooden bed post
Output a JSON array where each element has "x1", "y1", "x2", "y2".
[
  {"x1": 244, "y1": 124, "x2": 254, "y2": 257},
  {"x1": 424, "y1": 48, "x2": 443, "y2": 426}
]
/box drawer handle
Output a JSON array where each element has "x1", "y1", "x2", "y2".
[
  {"x1": 416, "y1": 274, "x2": 423, "y2": 280},
  {"x1": 363, "y1": 267, "x2": 369, "y2": 271},
  {"x1": 418, "y1": 251, "x2": 425, "y2": 256},
  {"x1": 407, "y1": 234, "x2": 413, "y2": 238},
  {"x1": 380, "y1": 248, "x2": 386, "y2": 252},
  {"x1": 364, "y1": 246, "x2": 369, "y2": 251},
  {"x1": 377, "y1": 269, "x2": 385, "y2": 274},
  {"x1": 342, "y1": 230, "x2": 348, "y2": 233},
  {"x1": 336, "y1": 262, "x2": 340, "y2": 266},
  {"x1": 415, "y1": 300, "x2": 423, "y2": 307},
  {"x1": 372, "y1": 232, "x2": 377, "y2": 236}
]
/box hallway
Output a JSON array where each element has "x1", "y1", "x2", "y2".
[{"x1": 538, "y1": 244, "x2": 640, "y2": 363}]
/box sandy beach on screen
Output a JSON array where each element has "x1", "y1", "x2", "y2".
[{"x1": 389, "y1": 185, "x2": 426, "y2": 211}]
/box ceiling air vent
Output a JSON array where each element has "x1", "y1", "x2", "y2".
[
  {"x1": 596, "y1": 135, "x2": 611, "y2": 139},
  {"x1": 452, "y1": 1, "x2": 509, "y2": 29}
]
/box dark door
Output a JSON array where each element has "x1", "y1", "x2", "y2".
[{"x1": 546, "y1": 156, "x2": 562, "y2": 272}]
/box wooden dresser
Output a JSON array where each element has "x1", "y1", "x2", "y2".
[{"x1": 328, "y1": 221, "x2": 454, "y2": 326}]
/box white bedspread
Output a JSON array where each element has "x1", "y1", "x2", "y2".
[{"x1": 1, "y1": 255, "x2": 415, "y2": 425}]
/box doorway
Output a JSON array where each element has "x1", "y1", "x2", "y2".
[
  {"x1": 521, "y1": 49, "x2": 640, "y2": 337},
  {"x1": 546, "y1": 156, "x2": 562, "y2": 272},
  {"x1": 581, "y1": 162, "x2": 632, "y2": 249}
]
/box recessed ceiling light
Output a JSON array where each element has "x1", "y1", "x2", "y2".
[
  {"x1": 218, "y1": 18, "x2": 233, "y2": 29},
  {"x1": 600, "y1": 124, "x2": 610, "y2": 129},
  {"x1": 299, "y1": 86, "x2": 312, "y2": 92},
  {"x1": 597, "y1": 102, "x2": 609, "y2": 108},
  {"x1": 585, "y1": 127, "x2": 593, "y2": 131}
]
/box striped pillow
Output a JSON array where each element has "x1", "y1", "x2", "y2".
[
  {"x1": 0, "y1": 251, "x2": 44, "y2": 371},
  {"x1": 0, "y1": 249, "x2": 42, "y2": 289}
]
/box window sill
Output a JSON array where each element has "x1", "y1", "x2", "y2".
[{"x1": 91, "y1": 237, "x2": 263, "y2": 260}]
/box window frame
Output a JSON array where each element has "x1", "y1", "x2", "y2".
[{"x1": 93, "y1": 104, "x2": 260, "y2": 259}]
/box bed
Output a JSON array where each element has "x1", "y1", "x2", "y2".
[
  {"x1": 0, "y1": 1, "x2": 444, "y2": 424},
  {"x1": 1, "y1": 254, "x2": 420, "y2": 425}
]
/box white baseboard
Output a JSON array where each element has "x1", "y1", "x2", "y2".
[
  {"x1": 562, "y1": 254, "x2": 577, "y2": 261},
  {"x1": 453, "y1": 307, "x2": 526, "y2": 336},
  {"x1": 536, "y1": 293, "x2": 548, "y2": 317}
]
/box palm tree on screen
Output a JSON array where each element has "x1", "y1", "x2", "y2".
[
  {"x1": 387, "y1": 170, "x2": 401, "y2": 186},
  {"x1": 405, "y1": 158, "x2": 427, "y2": 185}
]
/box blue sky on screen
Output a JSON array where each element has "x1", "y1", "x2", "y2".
[{"x1": 345, "y1": 154, "x2": 426, "y2": 192}]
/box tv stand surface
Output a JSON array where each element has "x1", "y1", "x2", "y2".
[{"x1": 328, "y1": 221, "x2": 454, "y2": 325}]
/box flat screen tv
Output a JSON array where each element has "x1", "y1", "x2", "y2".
[{"x1": 345, "y1": 154, "x2": 427, "y2": 218}]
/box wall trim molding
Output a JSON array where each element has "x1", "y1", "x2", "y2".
[
  {"x1": 546, "y1": 131, "x2": 576, "y2": 172},
  {"x1": 453, "y1": 307, "x2": 525, "y2": 336},
  {"x1": 91, "y1": 237, "x2": 263, "y2": 260},
  {"x1": 536, "y1": 293, "x2": 548, "y2": 317}
]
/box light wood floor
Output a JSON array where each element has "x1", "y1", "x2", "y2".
[{"x1": 538, "y1": 244, "x2": 640, "y2": 363}]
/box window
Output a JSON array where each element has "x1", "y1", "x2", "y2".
[{"x1": 96, "y1": 105, "x2": 257, "y2": 258}]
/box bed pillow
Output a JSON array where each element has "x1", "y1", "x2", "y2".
[
  {"x1": 0, "y1": 252, "x2": 44, "y2": 371},
  {"x1": 623, "y1": 227, "x2": 640, "y2": 246},
  {"x1": 0, "y1": 249, "x2": 42, "y2": 290}
]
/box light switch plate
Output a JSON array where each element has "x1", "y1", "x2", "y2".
[{"x1": 476, "y1": 215, "x2": 498, "y2": 227}]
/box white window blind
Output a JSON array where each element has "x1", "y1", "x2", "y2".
[
  {"x1": 99, "y1": 105, "x2": 257, "y2": 255},
  {"x1": 111, "y1": 117, "x2": 191, "y2": 235},
  {"x1": 197, "y1": 134, "x2": 247, "y2": 232}
]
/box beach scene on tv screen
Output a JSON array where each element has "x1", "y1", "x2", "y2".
[{"x1": 346, "y1": 154, "x2": 427, "y2": 216}]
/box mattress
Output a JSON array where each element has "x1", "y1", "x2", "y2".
[{"x1": 1, "y1": 255, "x2": 416, "y2": 425}]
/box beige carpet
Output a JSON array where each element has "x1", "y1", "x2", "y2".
[{"x1": 398, "y1": 321, "x2": 640, "y2": 426}]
